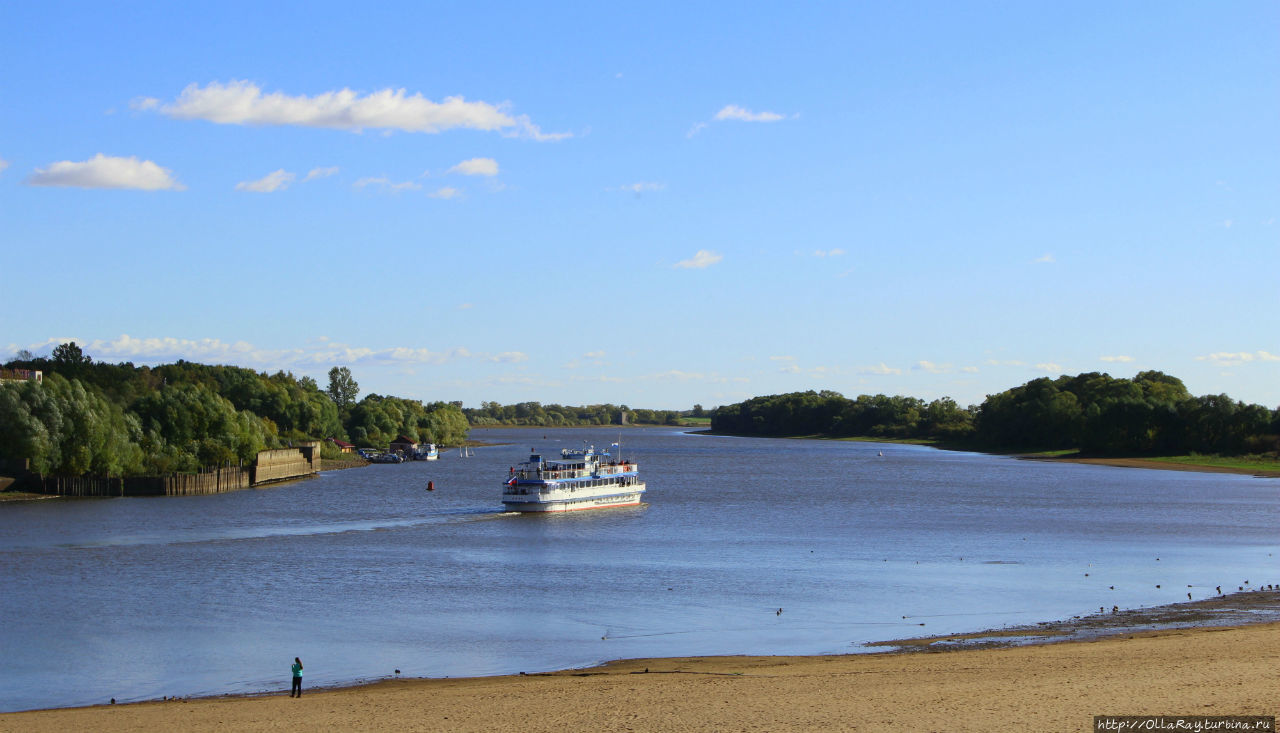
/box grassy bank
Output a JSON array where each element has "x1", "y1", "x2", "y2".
[
  {"x1": 702, "y1": 430, "x2": 1280, "y2": 477},
  {"x1": 1142, "y1": 454, "x2": 1280, "y2": 473},
  {"x1": 1016, "y1": 450, "x2": 1280, "y2": 477}
]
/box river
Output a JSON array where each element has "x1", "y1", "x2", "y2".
[{"x1": 1, "y1": 426, "x2": 1276, "y2": 711}]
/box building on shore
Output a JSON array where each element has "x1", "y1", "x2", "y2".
[
  {"x1": 0, "y1": 368, "x2": 42, "y2": 385},
  {"x1": 388, "y1": 435, "x2": 418, "y2": 457}
]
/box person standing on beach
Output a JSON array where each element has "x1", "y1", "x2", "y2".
[{"x1": 290, "y1": 657, "x2": 303, "y2": 697}]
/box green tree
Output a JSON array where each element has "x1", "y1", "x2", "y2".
[
  {"x1": 0, "y1": 374, "x2": 145, "y2": 476},
  {"x1": 51, "y1": 341, "x2": 92, "y2": 366},
  {"x1": 326, "y1": 367, "x2": 359, "y2": 411}
]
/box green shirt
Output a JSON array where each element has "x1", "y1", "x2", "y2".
[{"x1": 292, "y1": 663, "x2": 303, "y2": 678}]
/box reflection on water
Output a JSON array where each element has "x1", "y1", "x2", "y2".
[{"x1": 1, "y1": 427, "x2": 1277, "y2": 711}]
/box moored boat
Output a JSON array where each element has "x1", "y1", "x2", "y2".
[{"x1": 502, "y1": 443, "x2": 645, "y2": 512}]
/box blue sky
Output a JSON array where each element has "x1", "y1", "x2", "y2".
[{"x1": 3, "y1": 2, "x2": 1277, "y2": 409}]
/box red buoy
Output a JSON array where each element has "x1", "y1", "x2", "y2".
[{"x1": 427, "y1": 481, "x2": 434, "y2": 492}]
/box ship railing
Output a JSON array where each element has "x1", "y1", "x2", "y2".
[
  {"x1": 513, "y1": 468, "x2": 600, "y2": 481},
  {"x1": 512, "y1": 462, "x2": 638, "y2": 482}
]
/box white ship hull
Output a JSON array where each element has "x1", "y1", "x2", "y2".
[
  {"x1": 502, "y1": 483, "x2": 646, "y2": 513},
  {"x1": 503, "y1": 444, "x2": 646, "y2": 513}
]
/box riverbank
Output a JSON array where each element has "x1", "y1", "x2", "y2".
[
  {"x1": 693, "y1": 430, "x2": 1280, "y2": 478},
  {"x1": 4, "y1": 593, "x2": 1276, "y2": 732},
  {"x1": 0, "y1": 490, "x2": 56, "y2": 503},
  {"x1": 1023, "y1": 455, "x2": 1280, "y2": 478}
]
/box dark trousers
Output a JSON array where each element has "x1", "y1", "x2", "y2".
[{"x1": 291, "y1": 676, "x2": 302, "y2": 696}]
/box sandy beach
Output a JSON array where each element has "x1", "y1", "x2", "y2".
[{"x1": 5, "y1": 605, "x2": 1276, "y2": 733}]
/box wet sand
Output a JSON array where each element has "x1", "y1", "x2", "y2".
[
  {"x1": 4, "y1": 593, "x2": 1276, "y2": 732},
  {"x1": 867, "y1": 590, "x2": 1280, "y2": 652}
]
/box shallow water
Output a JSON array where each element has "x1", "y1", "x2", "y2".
[{"x1": 1, "y1": 427, "x2": 1276, "y2": 711}]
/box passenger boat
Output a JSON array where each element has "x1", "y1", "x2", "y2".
[
  {"x1": 414, "y1": 443, "x2": 439, "y2": 461},
  {"x1": 502, "y1": 444, "x2": 645, "y2": 512}
]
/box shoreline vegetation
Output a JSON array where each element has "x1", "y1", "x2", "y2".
[
  {"x1": 0, "y1": 349, "x2": 468, "y2": 492},
  {"x1": 705, "y1": 370, "x2": 1280, "y2": 479},
  {"x1": 696, "y1": 430, "x2": 1280, "y2": 478},
  {"x1": 5, "y1": 347, "x2": 1275, "y2": 491},
  {"x1": 1022, "y1": 453, "x2": 1280, "y2": 478},
  {"x1": 464, "y1": 402, "x2": 709, "y2": 429},
  {"x1": 4, "y1": 591, "x2": 1276, "y2": 732}
]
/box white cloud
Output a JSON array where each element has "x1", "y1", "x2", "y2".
[
  {"x1": 508, "y1": 117, "x2": 572, "y2": 142},
  {"x1": 235, "y1": 168, "x2": 295, "y2": 193},
  {"x1": 714, "y1": 105, "x2": 785, "y2": 122},
  {"x1": 140, "y1": 80, "x2": 569, "y2": 140},
  {"x1": 0, "y1": 157, "x2": 8, "y2": 174},
  {"x1": 456, "y1": 303, "x2": 473, "y2": 310},
  {"x1": 769, "y1": 355, "x2": 795, "y2": 362},
  {"x1": 860, "y1": 363, "x2": 902, "y2": 376},
  {"x1": 26, "y1": 154, "x2": 185, "y2": 190},
  {"x1": 562, "y1": 369, "x2": 742, "y2": 385},
  {"x1": 915, "y1": 361, "x2": 952, "y2": 374},
  {"x1": 448, "y1": 157, "x2": 499, "y2": 176},
  {"x1": 489, "y1": 351, "x2": 528, "y2": 363},
  {"x1": 961, "y1": 366, "x2": 980, "y2": 374},
  {"x1": 563, "y1": 351, "x2": 607, "y2": 370},
  {"x1": 689, "y1": 105, "x2": 791, "y2": 137},
  {"x1": 1034, "y1": 253, "x2": 1055, "y2": 263},
  {"x1": 643, "y1": 370, "x2": 711, "y2": 382},
  {"x1": 1223, "y1": 219, "x2": 1233, "y2": 229},
  {"x1": 1035, "y1": 363, "x2": 1063, "y2": 373},
  {"x1": 452, "y1": 375, "x2": 549, "y2": 389},
  {"x1": 813, "y1": 248, "x2": 845, "y2": 257},
  {"x1": 1100, "y1": 355, "x2": 1134, "y2": 363},
  {"x1": 18, "y1": 334, "x2": 530, "y2": 371},
  {"x1": 985, "y1": 359, "x2": 1028, "y2": 367},
  {"x1": 354, "y1": 176, "x2": 421, "y2": 193},
  {"x1": 615, "y1": 182, "x2": 665, "y2": 193},
  {"x1": 428, "y1": 186, "x2": 460, "y2": 199},
  {"x1": 304, "y1": 166, "x2": 339, "y2": 181},
  {"x1": 1197, "y1": 351, "x2": 1280, "y2": 367},
  {"x1": 673, "y1": 250, "x2": 723, "y2": 269},
  {"x1": 570, "y1": 375, "x2": 627, "y2": 384},
  {"x1": 563, "y1": 351, "x2": 608, "y2": 370}
]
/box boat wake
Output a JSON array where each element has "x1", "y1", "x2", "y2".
[{"x1": 49, "y1": 510, "x2": 507, "y2": 550}]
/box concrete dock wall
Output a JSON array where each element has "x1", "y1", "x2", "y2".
[
  {"x1": 251, "y1": 444, "x2": 317, "y2": 485},
  {"x1": 30, "y1": 444, "x2": 320, "y2": 497}
]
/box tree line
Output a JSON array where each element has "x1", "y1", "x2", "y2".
[
  {"x1": 464, "y1": 401, "x2": 693, "y2": 427},
  {"x1": 0, "y1": 345, "x2": 468, "y2": 477},
  {"x1": 711, "y1": 392, "x2": 975, "y2": 442},
  {"x1": 710, "y1": 371, "x2": 1280, "y2": 456}
]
